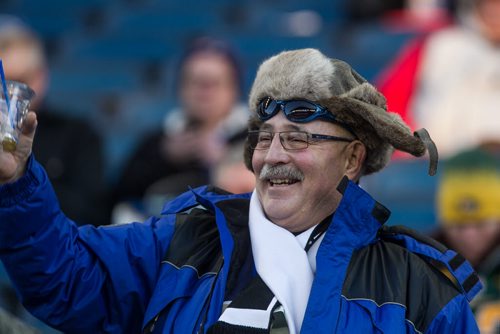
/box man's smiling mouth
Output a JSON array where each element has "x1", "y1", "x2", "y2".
[{"x1": 268, "y1": 178, "x2": 300, "y2": 186}]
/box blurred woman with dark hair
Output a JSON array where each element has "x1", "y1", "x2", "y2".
[{"x1": 112, "y1": 37, "x2": 249, "y2": 223}]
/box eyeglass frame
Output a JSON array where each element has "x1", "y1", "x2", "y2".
[
  {"x1": 256, "y1": 97, "x2": 357, "y2": 138},
  {"x1": 248, "y1": 130, "x2": 355, "y2": 151}
]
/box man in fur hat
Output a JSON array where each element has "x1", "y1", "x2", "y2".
[{"x1": 0, "y1": 49, "x2": 481, "y2": 333}]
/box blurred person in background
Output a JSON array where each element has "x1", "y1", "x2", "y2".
[
  {"x1": 113, "y1": 135, "x2": 255, "y2": 225},
  {"x1": 210, "y1": 137, "x2": 255, "y2": 194},
  {"x1": 433, "y1": 144, "x2": 500, "y2": 333},
  {"x1": 0, "y1": 15, "x2": 110, "y2": 227},
  {"x1": 377, "y1": 0, "x2": 500, "y2": 158},
  {"x1": 111, "y1": 37, "x2": 248, "y2": 223}
]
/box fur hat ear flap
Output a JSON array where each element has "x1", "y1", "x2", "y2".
[{"x1": 320, "y1": 96, "x2": 437, "y2": 175}]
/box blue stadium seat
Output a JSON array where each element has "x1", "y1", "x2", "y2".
[{"x1": 361, "y1": 158, "x2": 439, "y2": 232}]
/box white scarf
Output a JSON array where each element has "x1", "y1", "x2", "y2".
[{"x1": 248, "y1": 190, "x2": 315, "y2": 334}]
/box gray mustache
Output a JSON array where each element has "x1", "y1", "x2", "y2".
[{"x1": 259, "y1": 164, "x2": 304, "y2": 181}]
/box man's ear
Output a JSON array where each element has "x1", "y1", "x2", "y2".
[{"x1": 344, "y1": 140, "x2": 366, "y2": 180}]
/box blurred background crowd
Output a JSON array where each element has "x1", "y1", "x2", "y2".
[{"x1": 0, "y1": 0, "x2": 499, "y2": 332}]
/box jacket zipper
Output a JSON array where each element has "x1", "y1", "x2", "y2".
[
  {"x1": 143, "y1": 313, "x2": 161, "y2": 334},
  {"x1": 197, "y1": 256, "x2": 224, "y2": 334}
]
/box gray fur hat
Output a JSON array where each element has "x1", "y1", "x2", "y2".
[{"x1": 244, "y1": 48, "x2": 437, "y2": 176}]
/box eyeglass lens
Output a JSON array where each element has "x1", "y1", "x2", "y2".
[{"x1": 249, "y1": 131, "x2": 309, "y2": 150}]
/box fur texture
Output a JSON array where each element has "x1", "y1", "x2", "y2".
[
  {"x1": 244, "y1": 49, "x2": 432, "y2": 175},
  {"x1": 248, "y1": 49, "x2": 334, "y2": 110}
]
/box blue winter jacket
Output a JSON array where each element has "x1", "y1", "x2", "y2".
[{"x1": 0, "y1": 157, "x2": 481, "y2": 333}]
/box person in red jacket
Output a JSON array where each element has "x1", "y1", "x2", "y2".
[{"x1": 377, "y1": 0, "x2": 500, "y2": 158}]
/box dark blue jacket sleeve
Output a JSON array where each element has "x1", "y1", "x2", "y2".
[
  {"x1": 426, "y1": 294, "x2": 479, "y2": 334},
  {"x1": 0, "y1": 156, "x2": 176, "y2": 333}
]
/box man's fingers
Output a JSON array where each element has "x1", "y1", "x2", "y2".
[{"x1": 21, "y1": 111, "x2": 37, "y2": 137}]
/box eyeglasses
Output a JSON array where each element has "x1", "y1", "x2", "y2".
[
  {"x1": 257, "y1": 97, "x2": 337, "y2": 123},
  {"x1": 248, "y1": 130, "x2": 354, "y2": 151}
]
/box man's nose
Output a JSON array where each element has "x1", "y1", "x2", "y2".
[{"x1": 264, "y1": 134, "x2": 290, "y2": 164}]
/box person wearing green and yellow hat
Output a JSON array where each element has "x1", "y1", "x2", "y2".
[{"x1": 434, "y1": 145, "x2": 500, "y2": 333}]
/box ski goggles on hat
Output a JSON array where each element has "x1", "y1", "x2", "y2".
[{"x1": 256, "y1": 97, "x2": 356, "y2": 136}]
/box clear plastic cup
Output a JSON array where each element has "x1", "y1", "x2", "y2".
[{"x1": 0, "y1": 80, "x2": 35, "y2": 152}]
